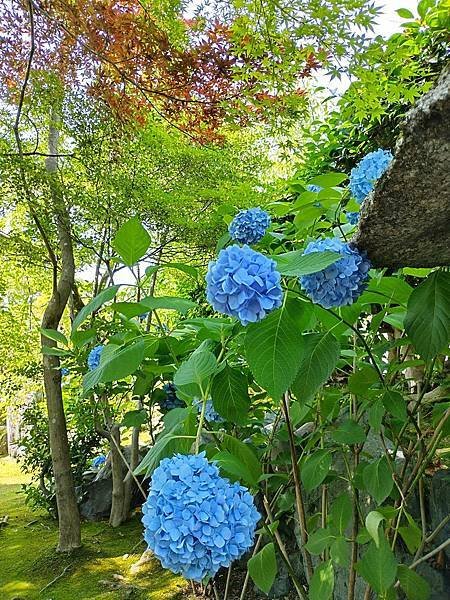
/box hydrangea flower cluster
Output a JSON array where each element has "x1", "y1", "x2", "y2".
[
  {"x1": 206, "y1": 245, "x2": 283, "y2": 326},
  {"x1": 159, "y1": 383, "x2": 186, "y2": 412},
  {"x1": 228, "y1": 207, "x2": 271, "y2": 245},
  {"x1": 349, "y1": 149, "x2": 393, "y2": 203},
  {"x1": 92, "y1": 454, "x2": 106, "y2": 469},
  {"x1": 306, "y1": 184, "x2": 323, "y2": 193},
  {"x1": 141, "y1": 453, "x2": 260, "y2": 581},
  {"x1": 60, "y1": 367, "x2": 69, "y2": 377},
  {"x1": 346, "y1": 211, "x2": 360, "y2": 225},
  {"x1": 87, "y1": 345, "x2": 104, "y2": 370},
  {"x1": 300, "y1": 237, "x2": 371, "y2": 308},
  {"x1": 195, "y1": 398, "x2": 223, "y2": 423}
]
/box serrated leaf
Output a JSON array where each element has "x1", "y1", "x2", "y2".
[
  {"x1": 121, "y1": 409, "x2": 147, "y2": 428},
  {"x1": 362, "y1": 277, "x2": 413, "y2": 306},
  {"x1": 71, "y1": 328, "x2": 96, "y2": 348},
  {"x1": 398, "y1": 523, "x2": 422, "y2": 554},
  {"x1": 42, "y1": 346, "x2": 70, "y2": 357},
  {"x1": 292, "y1": 332, "x2": 340, "y2": 401},
  {"x1": 140, "y1": 296, "x2": 196, "y2": 314},
  {"x1": 309, "y1": 172, "x2": 347, "y2": 187},
  {"x1": 211, "y1": 364, "x2": 250, "y2": 424},
  {"x1": 245, "y1": 299, "x2": 306, "y2": 400},
  {"x1": 135, "y1": 408, "x2": 196, "y2": 476},
  {"x1": 404, "y1": 271, "x2": 450, "y2": 360},
  {"x1": 273, "y1": 250, "x2": 340, "y2": 276},
  {"x1": 301, "y1": 450, "x2": 332, "y2": 492},
  {"x1": 72, "y1": 285, "x2": 120, "y2": 332},
  {"x1": 83, "y1": 340, "x2": 145, "y2": 392},
  {"x1": 213, "y1": 450, "x2": 258, "y2": 488},
  {"x1": 369, "y1": 399, "x2": 385, "y2": 433},
  {"x1": 397, "y1": 564, "x2": 430, "y2": 600},
  {"x1": 145, "y1": 262, "x2": 198, "y2": 280},
  {"x1": 305, "y1": 528, "x2": 336, "y2": 554},
  {"x1": 248, "y1": 543, "x2": 277, "y2": 595},
  {"x1": 330, "y1": 536, "x2": 350, "y2": 567},
  {"x1": 382, "y1": 390, "x2": 407, "y2": 421},
  {"x1": 111, "y1": 302, "x2": 149, "y2": 319},
  {"x1": 328, "y1": 493, "x2": 352, "y2": 535},
  {"x1": 363, "y1": 457, "x2": 393, "y2": 504},
  {"x1": 356, "y1": 538, "x2": 397, "y2": 594},
  {"x1": 40, "y1": 328, "x2": 68, "y2": 346},
  {"x1": 173, "y1": 348, "x2": 217, "y2": 401},
  {"x1": 219, "y1": 434, "x2": 262, "y2": 488},
  {"x1": 112, "y1": 217, "x2": 151, "y2": 266},
  {"x1": 348, "y1": 364, "x2": 379, "y2": 395},
  {"x1": 309, "y1": 560, "x2": 334, "y2": 600},
  {"x1": 365, "y1": 511, "x2": 385, "y2": 547},
  {"x1": 332, "y1": 420, "x2": 366, "y2": 445}
]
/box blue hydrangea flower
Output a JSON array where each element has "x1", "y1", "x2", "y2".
[
  {"x1": 60, "y1": 367, "x2": 69, "y2": 377},
  {"x1": 346, "y1": 211, "x2": 360, "y2": 225},
  {"x1": 228, "y1": 207, "x2": 271, "y2": 244},
  {"x1": 141, "y1": 453, "x2": 260, "y2": 581},
  {"x1": 159, "y1": 383, "x2": 186, "y2": 411},
  {"x1": 195, "y1": 398, "x2": 223, "y2": 423},
  {"x1": 349, "y1": 149, "x2": 393, "y2": 203},
  {"x1": 92, "y1": 454, "x2": 106, "y2": 468},
  {"x1": 306, "y1": 184, "x2": 323, "y2": 193},
  {"x1": 300, "y1": 237, "x2": 371, "y2": 308},
  {"x1": 87, "y1": 345, "x2": 104, "y2": 370},
  {"x1": 206, "y1": 245, "x2": 283, "y2": 326}
]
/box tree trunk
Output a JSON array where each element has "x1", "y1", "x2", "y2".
[
  {"x1": 41, "y1": 109, "x2": 81, "y2": 551},
  {"x1": 109, "y1": 424, "x2": 127, "y2": 527},
  {"x1": 122, "y1": 398, "x2": 142, "y2": 522}
]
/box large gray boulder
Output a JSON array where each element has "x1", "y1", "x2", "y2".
[{"x1": 354, "y1": 66, "x2": 450, "y2": 268}]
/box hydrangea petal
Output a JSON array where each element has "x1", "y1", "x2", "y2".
[
  {"x1": 206, "y1": 245, "x2": 282, "y2": 326},
  {"x1": 142, "y1": 453, "x2": 260, "y2": 581},
  {"x1": 349, "y1": 149, "x2": 393, "y2": 203},
  {"x1": 87, "y1": 345, "x2": 104, "y2": 370},
  {"x1": 300, "y1": 238, "x2": 371, "y2": 308},
  {"x1": 229, "y1": 207, "x2": 271, "y2": 245}
]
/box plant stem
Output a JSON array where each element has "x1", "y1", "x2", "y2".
[
  {"x1": 409, "y1": 538, "x2": 450, "y2": 570},
  {"x1": 263, "y1": 497, "x2": 308, "y2": 600},
  {"x1": 347, "y1": 451, "x2": 360, "y2": 600},
  {"x1": 223, "y1": 565, "x2": 232, "y2": 600},
  {"x1": 281, "y1": 392, "x2": 313, "y2": 581}
]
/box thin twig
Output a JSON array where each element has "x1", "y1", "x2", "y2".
[
  {"x1": 409, "y1": 538, "x2": 450, "y2": 570},
  {"x1": 39, "y1": 564, "x2": 73, "y2": 592},
  {"x1": 223, "y1": 564, "x2": 232, "y2": 600}
]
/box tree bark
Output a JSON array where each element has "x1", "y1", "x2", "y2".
[
  {"x1": 41, "y1": 109, "x2": 81, "y2": 551},
  {"x1": 122, "y1": 398, "x2": 142, "y2": 521},
  {"x1": 108, "y1": 424, "x2": 127, "y2": 527}
]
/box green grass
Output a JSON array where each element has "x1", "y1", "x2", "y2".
[{"x1": 0, "y1": 457, "x2": 187, "y2": 599}]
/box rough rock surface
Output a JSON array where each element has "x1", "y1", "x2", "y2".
[
  {"x1": 354, "y1": 66, "x2": 450, "y2": 268},
  {"x1": 77, "y1": 446, "x2": 147, "y2": 521}
]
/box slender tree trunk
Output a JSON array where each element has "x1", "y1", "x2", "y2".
[
  {"x1": 109, "y1": 424, "x2": 126, "y2": 527},
  {"x1": 122, "y1": 397, "x2": 142, "y2": 521},
  {"x1": 41, "y1": 109, "x2": 81, "y2": 551}
]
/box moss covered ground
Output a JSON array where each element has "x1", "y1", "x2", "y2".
[{"x1": 0, "y1": 457, "x2": 188, "y2": 600}]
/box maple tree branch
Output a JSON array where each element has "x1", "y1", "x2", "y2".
[
  {"x1": 1, "y1": 152, "x2": 75, "y2": 158},
  {"x1": 12, "y1": 0, "x2": 58, "y2": 286},
  {"x1": 32, "y1": 0, "x2": 202, "y2": 142},
  {"x1": 31, "y1": 2, "x2": 218, "y2": 105}
]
